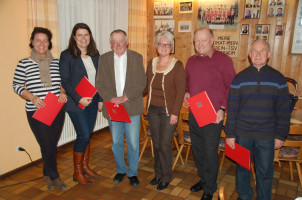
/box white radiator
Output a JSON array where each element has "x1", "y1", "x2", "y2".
[{"x1": 58, "y1": 112, "x2": 109, "y2": 146}]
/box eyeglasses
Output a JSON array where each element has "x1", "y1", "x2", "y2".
[{"x1": 157, "y1": 43, "x2": 171, "y2": 48}]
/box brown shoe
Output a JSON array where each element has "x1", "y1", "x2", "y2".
[
  {"x1": 83, "y1": 144, "x2": 100, "y2": 178},
  {"x1": 43, "y1": 176, "x2": 55, "y2": 190},
  {"x1": 73, "y1": 151, "x2": 92, "y2": 186},
  {"x1": 52, "y1": 177, "x2": 66, "y2": 191}
]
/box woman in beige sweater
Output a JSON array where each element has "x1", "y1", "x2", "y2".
[{"x1": 146, "y1": 31, "x2": 186, "y2": 190}]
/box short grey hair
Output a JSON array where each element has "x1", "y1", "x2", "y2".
[
  {"x1": 109, "y1": 29, "x2": 128, "y2": 42},
  {"x1": 250, "y1": 40, "x2": 271, "y2": 52},
  {"x1": 156, "y1": 31, "x2": 174, "y2": 48}
]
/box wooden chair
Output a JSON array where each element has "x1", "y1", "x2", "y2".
[
  {"x1": 172, "y1": 111, "x2": 190, "y2": 170},
  {"x1": 139, "y1": 113, "x2": 154, "y2": 162},
  {"x1": 139, "y1": 112, "x2": 184, "y2": 163},
  {"x1": 219, "y1": 186, "x2": 228, "y2": 200},
  {"x1": 274, "y1": 125, "x2": 302, "y2": 187}
]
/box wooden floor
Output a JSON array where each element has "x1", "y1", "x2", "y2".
[{"x1": 1, "y1": 127, "x2": 302, "y2": 200}]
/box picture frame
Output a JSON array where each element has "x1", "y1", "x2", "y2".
[
  {"x1": 179, "y1": 1, "x2": 193, "y2": 14},
  {"x1": 154, "y1": 2, "x2": 173, "y2": 19},
  {"x1": 275, "y1": 25, "x2": 284, "y2": 36},
  {"x1": 290, "y1": 0, "x2": 302, "y2": 54},
  {"x1": 255, "y1": 24, "x2": 270, "y2": 41},
  {"x1": 171, "y1": 39, "x2": 175, "y2": 54},
  {"x1": 197, "y1": 0, "x2": 239, "y2": 30},
  {"x1": 178, "y1": 21, "x2": 192, "y2": 32},
  {"x1": 241, "y1": 24, "x2": 249, "y2": 34},
  {"x1": 244, "y1": 0, "x2": 261, "y2": 19},
  {"x1": 267, "y1": 0, "x2": 285, "y2": 17},
  {"x1": 154, "y1": 20, "x2": 175, "y2": 36}
]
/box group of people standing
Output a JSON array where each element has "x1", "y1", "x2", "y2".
[{"x1": 13, "y1": 24, "x2": 291, "y2": 200}]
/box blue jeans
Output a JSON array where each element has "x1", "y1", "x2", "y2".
[
  {"x1": 236, "y1": 137, "x2": 275, "y2": 200},
  {"x1": 108, "y1": 115, "x2": 140, "y2": 177},
  {"x1": 68, "y1": 99, "x2": 98, "y2": 153}
]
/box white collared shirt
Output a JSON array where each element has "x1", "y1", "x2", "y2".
[
  {"x1": 114, "y1": 51, "x2": 127, "y2": 97},
  {"x1": 82, "y1": 56, "x2": 96, "y2": 86}
]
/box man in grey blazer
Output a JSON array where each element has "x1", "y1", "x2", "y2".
[{"x1": 96, "y1": 29, "x2": 146, "y2": 186}]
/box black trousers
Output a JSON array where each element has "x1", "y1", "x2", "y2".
[
  {"x1": 189, "y1": 112, "x2": 223, "y2": 194},
  {"x1": 147, "y1": 105, "x2": 177, "y2": 182},
  {"x1": 26, "y1": 107, "x2": 65, "y2": 180}
]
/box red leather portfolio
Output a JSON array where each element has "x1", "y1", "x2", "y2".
[
  {"x1": 225, "y1": 138, "x2": 251, "y2": 170},
  {"x1": 104, "y1": 101, "x2": 131, "y2": 123},
  {"x1": 32, "y1": 92, "x2": 65, "y2": 126},
  {"x1": 187, "y1": 91, "x2": 217, "y2": 127},
  {"x1": 75, "y1": 77, "x2": 98, "y2": 109}
]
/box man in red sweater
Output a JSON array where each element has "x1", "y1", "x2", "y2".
[{"x1": 184, "y1": 28, "x2": 236, "y2": 200}]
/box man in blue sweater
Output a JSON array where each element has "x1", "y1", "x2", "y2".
[{"x1": 225, "y1": 40, "x2": 290, "y2": 200}]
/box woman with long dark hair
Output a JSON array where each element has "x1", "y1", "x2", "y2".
[{"x1": 59, "y1": 23, "x2": 103, "y2": 185}]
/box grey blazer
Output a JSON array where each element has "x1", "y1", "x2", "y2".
[{"x1": 96, "y1": 49, "x2": 146, "y2": 118}]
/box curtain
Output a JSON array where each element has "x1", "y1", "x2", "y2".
[
  {"x1": 26, "y1": 0, "x2": 61, "y2": 58},
  {"x1": 57, "y1": 0, "x2": 128, "y2": 55},
  {"x1": 128, "y1": 0, "x2": 147, "y2": 68}
]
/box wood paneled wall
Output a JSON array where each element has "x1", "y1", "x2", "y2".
[{"x1": 147, "y1": 0, "x2": 302, "y2": 108}]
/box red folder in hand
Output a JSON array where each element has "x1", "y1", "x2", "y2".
[
  {"x1": 75, "y1": 77, "x2": 98, "y2": 109},
  {"x1": 187, "y1": 91, "x2": 217, "y2": 127},
  {"x1": 225, "y1": 138, "x2": 251, "y2": 170},
  {"x1": 104, "y1": 101, "x2": 131, "y2": 123},
  {"x1": 32, "y1": 92, "x2": 65, "y2": 126}
]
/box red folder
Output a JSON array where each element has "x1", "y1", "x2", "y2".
[
  {"x1": 187, "y1": 91, "x2": 217, "y2": 127},
  {"x1": 75, "y1": 77, "x2": 98, "y2": 109},
  {"x1": 32, "y1": 92, "x2": 65, "y2": 126},
  {"x1": 104, "y1": 101, "x2": 131, "y2": 123},
  {"x1": 225, "y1": 138, "x2": 251, "y2": 170}
]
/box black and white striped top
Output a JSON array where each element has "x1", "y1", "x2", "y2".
[{"x1": 13, "y1": 58, "x2": 61, "y2": 111}]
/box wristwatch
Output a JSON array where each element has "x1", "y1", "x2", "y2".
[{"x1": 219, "y1": 107, "x2": 226, "y2": 112}]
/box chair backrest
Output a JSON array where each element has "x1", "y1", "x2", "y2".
[
  {"x1": 219, "y1": 186, "x2": 228, "y2": 200},
  {"x1": 178, "y1": 111, "x2": 190, "y2": 145},
  {"x1": 289, "y1": 125, "x2": 302, "y2": 135}
]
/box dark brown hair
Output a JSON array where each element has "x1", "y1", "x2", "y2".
[
  {"x1": 29, "y1": 27, "x2": 52, "y2": 50},
  {"x1": 68, "y1": 23, "x2": 99, "y2": 58}
]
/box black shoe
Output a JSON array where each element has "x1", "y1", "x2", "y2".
[
  {"x1": 113, "y1": 173, "x2": 126, "y2": 183},
  {"x1": 128, "y1": 176, "x2": 139, "y2": 186},
  {"x1": 190, "y1": 181, "x2": 203, "y2": 192},
  {"x1": 157, "y1": 182, "x2": 169, "y2": 190},
  {"x1": 150, "y1": 177, "x2": 160, "y2": 185},
  {"x1": 201, "y1": 192, "x2": 213, "y2": 200}
]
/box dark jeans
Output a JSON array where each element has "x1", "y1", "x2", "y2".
[
  {"x1": 68, "y1": 99, "x2": 98, "y2": 153},
  {"x1": 236, "y1": 137, "x2": 274, "y2": 200},
  {"x1": 189, "y1": 112, "x2": 223, "y2": 194},
  {"x1": 147, "y1": 105, "x2": 177, "y2": 182},
  {"x1": 26, "y1": 107, "x2": 65, "y2": 180}
]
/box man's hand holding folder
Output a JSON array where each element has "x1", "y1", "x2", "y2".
[{"x1": 225, "y1": 138, "x2": 251, "y2": 170}]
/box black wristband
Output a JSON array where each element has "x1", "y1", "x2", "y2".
[{"x1": 219, "y1": 107, "x2": 226, "y2": 112}]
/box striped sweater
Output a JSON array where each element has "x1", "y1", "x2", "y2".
[
  {"x1": 13, "y1": 58, "x2": 62, "y2": 111},
  {"x1": 225, "y1": 65, "x2": 291, "y2": 141}
]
